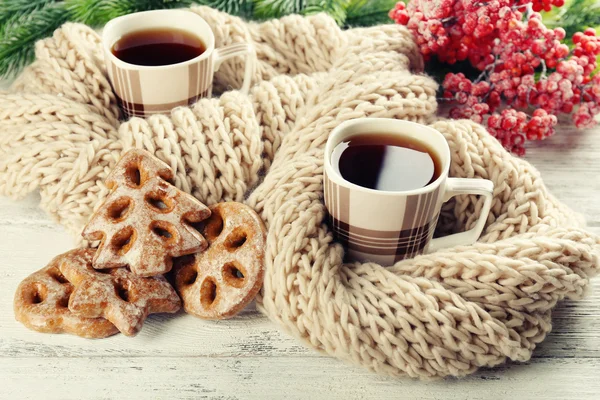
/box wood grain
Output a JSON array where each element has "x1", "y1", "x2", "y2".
[
  {"x1": 0, "y1": 93, "x2": 598, "y2": 399},
  {"x1": 1, "y1": 357, "x2": 600, "y2": 400}
]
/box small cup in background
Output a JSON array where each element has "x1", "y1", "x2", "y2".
[{"x1": 102, "y1": 10, "x2": 255, "y2": 118}]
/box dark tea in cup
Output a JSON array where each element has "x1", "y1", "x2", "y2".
[
  {"x1": 330, "y1": 133, "x2": 442, "y2": 192},
  {"x1": 111, "y1": 28, "x2": 206, "y2": 66}
]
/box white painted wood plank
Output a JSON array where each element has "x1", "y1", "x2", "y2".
[
  {"x1": 1, "y1": 357, "x2": 599, "y2": 400},
  {"x1": 0, "y1": 193, "x2": 54, "y2": 227},
  {"x1": 525, "y1": 125, "x2": 600, "y2": 225}
]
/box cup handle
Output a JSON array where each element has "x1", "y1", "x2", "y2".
[
  {"x1": 213, "y1": 43, "x2": 256, "y2": 94},
  {"x1": 428, "y1": 178, "x2": 494, "y2": 253}
]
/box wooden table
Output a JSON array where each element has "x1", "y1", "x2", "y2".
[{"x1": 0, "y1": 102, "x2": 598, "y2": 398}]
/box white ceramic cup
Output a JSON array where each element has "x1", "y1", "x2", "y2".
[
  {"x1": 102, "y1": 9, "x2": 255, "y2": 118},
  {"x1": 324, "y1": 118, "x2": 494, "y2": 265}
]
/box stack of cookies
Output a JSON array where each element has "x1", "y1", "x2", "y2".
[{"x1": 13, "y1": 150, "x2": 266, "y2": 338}]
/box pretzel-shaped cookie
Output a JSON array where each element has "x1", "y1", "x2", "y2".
[
  {"x1": 173, "y1": 202, "x2": 266, "y2": 319},
  {"x1": 83, "y1": 149, "x2": 211, "y2": 277},
  {"x1": 14, "y1": 249, "x2": 119, "y2": 339}
]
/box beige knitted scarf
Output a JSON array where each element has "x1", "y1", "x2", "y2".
[{"x1": 1, "y1": 6, "x2": 599, "y2": 379}]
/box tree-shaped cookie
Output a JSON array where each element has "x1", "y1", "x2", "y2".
[
  {"x1": 59, "y1": 249, "x2": 181, "y2": 336},
  {"x1": 83, "y1": 149, "x2": 211, "y2": 277}
]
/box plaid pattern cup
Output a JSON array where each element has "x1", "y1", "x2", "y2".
[
  {"x1": 102, "y1": 10, "x2": 255, "y2": 118},
  {"x1": 324, "y1": 118, "x2": 494, "y2": 265}
]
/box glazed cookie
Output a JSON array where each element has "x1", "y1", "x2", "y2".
[
  {"x1": 60, "y1": 249, "x2": 182, "y2": 336},
  {"x1": 14, "y1": 249, "x2": 119, "y2": 339},
  {"x1": 83, "y1": 149, "x2": 211, "y2": 277},
  {"x1": 173, "y1": 202, "x2": 266, "y2": 320}
]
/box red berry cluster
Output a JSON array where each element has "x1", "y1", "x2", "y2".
[
  {"x1": 527, "y1": 0, "x2": 564, "y2": 12},
  {"x1": 390, "y1": 0, "x2": 600, "y2": 155}
]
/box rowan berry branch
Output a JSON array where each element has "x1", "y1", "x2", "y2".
[{"x1": 390, "y1": 0, "x2": 600, "y2": 155}]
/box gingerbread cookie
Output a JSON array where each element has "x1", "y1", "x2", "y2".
[
  {"x1": 14, "y1": 249, "x2": 118, "y2": 339},
  {"x1": 60, "y1": 249, "x2": 182, "y2": 336},
  {"x1": 82, "y1": 149, "x2": 211, "y2": 277},
  {"x1": 173, "y1": 202, "x2": 266, "y2": 320}
]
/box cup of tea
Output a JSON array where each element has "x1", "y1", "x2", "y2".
[
  {"x1": 323, "y1": 118, "x2": 494, "y2": 265},
  {"x1": 102, "y1": 10, "x2": 256, "y2": 118}
]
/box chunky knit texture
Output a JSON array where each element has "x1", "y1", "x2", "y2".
[{"x1": 1, "y1": 7, "x2": 598, "y2": 379}]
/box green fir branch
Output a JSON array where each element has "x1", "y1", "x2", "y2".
[
  {"x1": 0, "y1": 2, "x2": 69, "y2": 77},
  {"x1": 0, "y1": 0, "x2": 57, "y2": 24},
  {"x1": 344, "y1": 0, "x2": 396, "y2": 27},
  {"x1": 197, "y1": 0, "x2": 254, "y2": 18},
  {"x1": 65, "y1": 0, "x2": 195, "y2": 27},
  {"x1": 253, "y1": 0, "x2": 305, "y2": 19},
  {"x1": 302, "y1": 0, "x2": 348, "y2": 25},
  {"x1": 542, "y1": 0, "x2": 600, "y2": 37}
]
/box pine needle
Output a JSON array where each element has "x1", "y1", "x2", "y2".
[
  {"x1": 253, "y1": 0, "x2": 305, "y2": 19},
  {"x1": 65, "y1": 0, "x2": 195, "y2": 27},
  {"x1": 344, "y1": 0, "x2": 396, "y2": 27},
  {"x1": 0, "y1": 0, "x2": 57, "y2": 24},
  {"x1": 197, "y1": 0, "x2": 254, "y2": 17},
  {"x1": 0, "y1": 2, "x2": 69, "y2": 77},
  {"x1": 302, "y1": 0, "x2": 348, "y2": 25}
]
